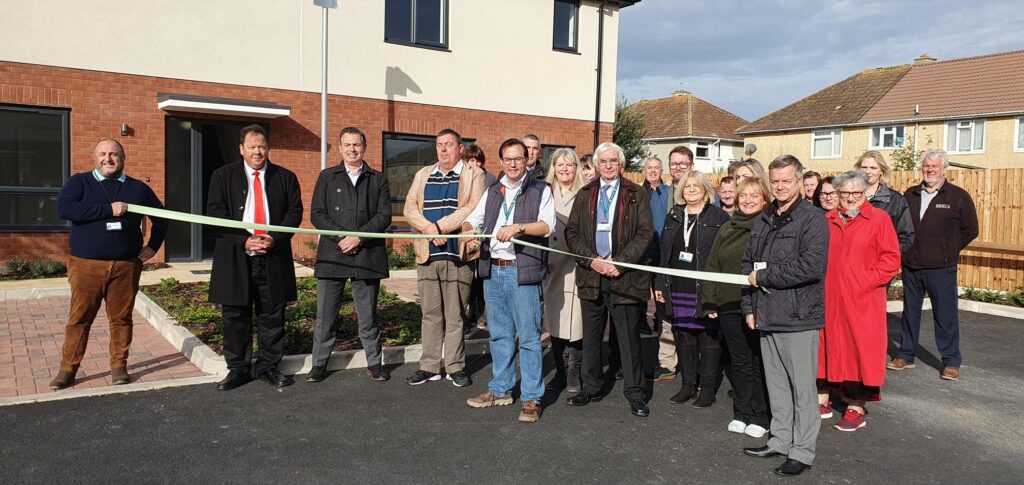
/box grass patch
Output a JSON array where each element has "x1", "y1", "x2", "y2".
[{"x1": 141, "y1": 276, "x2": 423, "y2": 355}]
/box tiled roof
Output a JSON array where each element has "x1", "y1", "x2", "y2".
[
  {"x1": 861, "y1": 49, "x2": 1024, "y2": 123},
  {"x1": 738, "y1": 65, "x2": 911, "y2": 134},
  {"x1": 632, "y1": 93, "x2": 748, "y2": 141}
]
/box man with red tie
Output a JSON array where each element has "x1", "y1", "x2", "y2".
[{"x1": 207, "y1": 124, "x2": 303, "y2": 391}]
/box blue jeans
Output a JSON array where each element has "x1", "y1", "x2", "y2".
[{"x1": 483, "y1": 264, "x2": 544, "y2": 402}]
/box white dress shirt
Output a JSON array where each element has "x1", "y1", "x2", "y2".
[{"x1": 465, "y1": 175, "x2": 556, "y2": 261}]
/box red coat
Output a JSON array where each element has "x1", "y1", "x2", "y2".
[{"x1": 818, "y1": 203, "x2": 901, "y2": 390}]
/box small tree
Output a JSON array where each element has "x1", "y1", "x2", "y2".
[
  {"x1": 890, "y1": 136, "x2": 924, "y2": 171},
  {"x1": 613, "y1": 95, "x2": 649, "y2": 172}
]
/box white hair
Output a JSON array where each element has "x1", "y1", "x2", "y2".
[
  {"x1": 594, "y1": 142, "x2": 626, "y2": 165},
  {"x1": 833, "y1": 170, "x2": 869, "y2": 191},
  {"x1": 920, "y1": 148, "x2": 949, "y2": 168}
]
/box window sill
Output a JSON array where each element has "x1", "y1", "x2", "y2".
[
  {"x1": 0, "y1": 226, "x2": 70, "y2": 233},
  {"x1": 553, "y1": 46, "x2": 581, "y2": 55},
  {"x1": 946, "y1": 150, "x2": 986, "y2": 155},
  {"x1": 384, "y1": 39, "x2": 451, "y2": 53},
  {"x1": 810, "y1": 155, "x2": 843, "y2": 160}
]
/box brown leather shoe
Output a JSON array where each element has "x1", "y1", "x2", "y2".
[
  {"x1": 941, "y1": 367, "x2": 960, "y2": 380},
  {"x1": 111, "y1": 367, "x2": 130, "y2": 385},
  {"x1": 886, "y1": 358, "x2": 916, "y2": 371},
  {"x1": 518, "y1": 400, "x2": 541, "y2": 423},
  {"x1": 49, "y1": 370, "x2": 75, "y2": 390},
  {"x1": 466, "y1": 390, "x2": 513, "y2": 408}
]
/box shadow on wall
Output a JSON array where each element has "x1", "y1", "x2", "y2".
[
  {"x1": 385, "y1": 66, "x2": 422, "y2": 133},
  {"x1": 271, "y1": 116, "x2": 321, "y2": 153}
]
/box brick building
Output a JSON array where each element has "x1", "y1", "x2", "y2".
[{"x1": 0, "y1": 0, "x2": 638, "y2": 263}]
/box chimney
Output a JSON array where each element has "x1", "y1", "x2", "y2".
[{"x1": 914, "y1": 54, "x2": 937, "y2": 65}]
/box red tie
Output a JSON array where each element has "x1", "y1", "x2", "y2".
[{"x1": 253, "y1": 171, "x2": 267, "y2": 235}]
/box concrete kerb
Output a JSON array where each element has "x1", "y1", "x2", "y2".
[
  {"x1": 886, "y1": 298, "x2": 1024, "y2": 320},
  {"x1": 0, "y1": 375, "x2": 223, "y2": 407}
]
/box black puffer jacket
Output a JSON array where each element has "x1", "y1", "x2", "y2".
[
  {"x1": 869, "y1": 184, "x2": 915, "y2": 255},
  {"x1": 740, "y1": 198, "x2": 829, "y2": 332},
  {"x1": 656, "y1": 203, "x2": 730, "y2": 316}
]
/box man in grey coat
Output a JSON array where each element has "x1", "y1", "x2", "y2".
[
  {"x1": 740, "y1": 155, "x2": 829, "y2": 477},
  {"x1": 307, "y1": 127, "x2": 392, "y2": 382}
]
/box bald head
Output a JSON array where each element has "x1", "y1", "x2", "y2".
[{"x1": 93, "y1": 138, "x2": 126, "y2": 179}]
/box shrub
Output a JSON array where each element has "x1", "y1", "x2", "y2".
[
  {"x1": 29, "y1": 256, "x2": 66, "y2": 279},
  {"x1": 1008, "y1": 286, "x2": 1024, "y2": 307},
  {"x1": 4, "y1": 257, "x2": 29, "y2": 275},
  {"x1": 387, "y1": 244, "x2": 417, "y2": 270}
]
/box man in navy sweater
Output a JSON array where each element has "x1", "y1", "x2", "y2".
[{"x1": 49, "y1": 138, "x2": 168, "y2": 390}]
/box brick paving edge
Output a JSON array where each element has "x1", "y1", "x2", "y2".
[{"x1": 0, "y1": 375, "x2": 223, "y2": 407}]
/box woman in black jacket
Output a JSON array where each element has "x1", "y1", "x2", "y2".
[
  {"x1": 654, "y1": 171, "x2": 730, "y2": 407},
  {"x1": 855, "y1": 151, "x2": 915, "y2": 254}
]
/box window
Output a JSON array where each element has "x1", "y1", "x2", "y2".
[
  {"x1": 1015, "y1": 116, "x2": 1024, "y2": 152},
  {"x1": 870, "y1": 125, "x2": 905, "y2": 149},
  {"x1": 383, "y1": 133, "x2": 473, "y2": 217},
  {"x1": 553, "y1": 0, "x2": 579, "y2": 52},
  {"x1": 811, "y1": 129, "x2": 842, "y2": 158},
  {"x1": 695, "y1": 141, "x2": 710, "y2": 159},
  {"x1": 945, "y1": 119, "x2": 985, "y2": 153},
  {"x1": 385, "y1": 0, "x2": 447, "y2": 49},
  {"x1": 0, "y1": 105, "x2": 69, "y2": 231}
]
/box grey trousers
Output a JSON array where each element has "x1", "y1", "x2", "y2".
[
  {"x1": 761, "y1": 329, "x2": 820, "y2": 466},
  {"x1": 311, "y1": 278, "x2": 382, "y2": 368},
  {"x1": 417, "y1": 260, "x2": 473, "y2": 374}
]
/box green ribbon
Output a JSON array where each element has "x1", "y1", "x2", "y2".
[{"x1": 128, "y1": 204, "x2": 752, "y2": 287}]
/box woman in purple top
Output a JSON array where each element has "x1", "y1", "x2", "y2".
[{"x1": 655, "y1": 171, "x2": 729, "y2": 407}]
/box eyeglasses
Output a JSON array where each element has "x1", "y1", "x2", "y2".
[
  {"x1": 669, "y1": 163, "x2": 690, "y2": 168},
  {"x1": 839, "y1": 191, "x2": 864, "y2": 198},
  {"x1": 820, "y1": 191, "x2": 838, "y2": 199},
  {"x1": 502, "y1": 157, "x2": 526, "y2": 164},
  {"x1": 597, "y1": 159, "x2": 621, "y2": 166}
]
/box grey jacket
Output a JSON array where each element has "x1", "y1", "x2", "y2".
[
  {"x1": 310, "y1": 162, "x2": 392, "y2": 280},
  {"x1": 741, "y1": 197, "x2": 828, "y2": 332}
]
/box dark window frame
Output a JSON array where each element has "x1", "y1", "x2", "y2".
[
  {"x1": 384, "y1": 0, "x2": 451, "y2": 51},
  {"x1": 540, "y1": 144, "x2": 576, "y2": 172},
  {"x1": 0, "y1": 104, "x2": 71, "y2": 232},
  {"x1": 553, "y1": 0, "x2": 580, "y2": 53}
]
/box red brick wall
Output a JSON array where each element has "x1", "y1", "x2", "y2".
[{"x1": 0, "y1": 61, "x2": 613, "y2": 262}]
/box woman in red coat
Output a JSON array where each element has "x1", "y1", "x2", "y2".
[{"x1": 817, "y1": 170, "x2": 901, "y2": 432}]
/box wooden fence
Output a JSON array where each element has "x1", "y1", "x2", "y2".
[{"x1": 623, "y1": 169, "x2": 1024, "y2": 291}]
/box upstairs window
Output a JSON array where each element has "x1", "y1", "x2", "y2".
[
  {"x1": 553, "y1": 0, "x2": 579, "y2": 52},
  {"x1": 811, "y1": 129, "x2": 842, "y2": 159},
  {"x1": 385, "y1": 0, "x2": 448, "y2": 49},
  {"x1": 946, "y1": 119, "x2": 985, "y2": 153},
  {"x1": 869, "y1": 125, "x2": 905, "y2": 149},
  {"x1": 0, "y1": 105, "x2": 69, "y2": 231}
]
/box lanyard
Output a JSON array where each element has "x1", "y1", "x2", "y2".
[
  {"x1": 683, "y1": 211, "x2": 698, "y2": 247},
  {"x1": 500, "y1": 185, "x2": 521, "y2": 223},
  {"x1": 599, "y1": 182, "x2": 618, "y2": 223}
]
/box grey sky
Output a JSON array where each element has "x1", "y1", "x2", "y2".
[{"x1": 616, "y1": 0, "x2": 1024, "y2": 122}]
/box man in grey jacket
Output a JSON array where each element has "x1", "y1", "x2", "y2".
[
  {"x1": 740, "y1": 155, "x2": 829, "y2": 477},
  {"x1": 307, "y1": 127, "x2": 392, "y2": 382}
]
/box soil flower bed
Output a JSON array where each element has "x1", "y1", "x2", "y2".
[{"x1": 141, "y1": 276, "x2": 423, "y2": 355}]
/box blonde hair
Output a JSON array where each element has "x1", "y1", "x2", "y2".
[
  {"x1": 736, "y1": 176, "x2": 771, "y2": 204},
  {"x1": 854, "y1": 150, "x2": 892, "y2": 185},
  {"x1": 544, "y1": 148, "x2": 586, "y2": 193},
  {"x1": 675, "y1": 170, "x2": 715, "y2": 206}
]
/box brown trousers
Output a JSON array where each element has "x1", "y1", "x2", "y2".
[
  {"x1": 416, "y1": 259, "x2": 473, "y2": 374},
  {"x1": 60, "y1": 256, "x2": 143, "y2": 373}
]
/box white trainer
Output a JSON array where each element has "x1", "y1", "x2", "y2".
[
  {"x1": 744, "y1": 424, "x2": 767, "y2": 438},
  {"x1": 728, "y1": 420, "x2": 747, "y2": 433}
]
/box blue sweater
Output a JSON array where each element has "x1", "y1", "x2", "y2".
[{"x1": 56, "y1": 172, "x2": 168, "y2": 260}]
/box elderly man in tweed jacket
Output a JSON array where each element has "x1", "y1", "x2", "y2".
[{"x1": 307, "y1": 127, "x2": 393, "y2": 383}]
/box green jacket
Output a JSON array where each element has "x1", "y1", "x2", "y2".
[{"x1": 701, "y1": 209, "x2": 761, "y2": 316}]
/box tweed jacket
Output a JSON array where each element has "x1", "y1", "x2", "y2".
[{"x1": 310, "y1": 161, "x2": 391, "y2": 280}]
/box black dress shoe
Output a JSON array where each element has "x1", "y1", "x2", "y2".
[
  {"x1": 744, "y1": 445, "x2": 784, "y2": 458},
  {"x1": 774, "y1": 459, "x2": 811, "y2": 476},
  {"x1": 567, "y1": 392, "x2": 603, "y2": 406},
  {"x1": 366, "y1": 364, "x2": 390, "y2": 381},
  {"x1": 305, "y1": 365, "x2": 327, "y2": 383},
  {"x1": 258, "y1": 368, "x2": 294, "y2": 387},
  {"x1": 629, "y1": 399, "x2": 649, "y2": 417},
  {"x1": 216, "y1": 370, "x2": 252, "y2": 391}
]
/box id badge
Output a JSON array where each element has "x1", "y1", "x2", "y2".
[
  {"x1": 597, "y1": 223, "x2": 612, "y2": 232},
  {"x1": 754, "y1": 262, "x2": 767, "y2": 271},
  {"x1": 678, "y1": 251, "x2": 694, "y2": 263},
  {"x1": 106, "y1": 221, "x2": 123, "y2": 232}
]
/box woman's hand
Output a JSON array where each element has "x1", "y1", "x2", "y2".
[{"x1": 654, "y1": 290, "x2": 665, "y2": 303}]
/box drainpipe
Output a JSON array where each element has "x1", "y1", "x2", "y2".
[{"x1": 593, "y1": 0, "x2": 606, "y2": 150}]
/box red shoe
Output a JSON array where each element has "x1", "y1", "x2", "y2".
[
  {"x1": 834, "y1": 409, "x2": 867, "y2": 432},
  {"x1": 819, "y1": 403, "x2": 833, "y2": 419}
]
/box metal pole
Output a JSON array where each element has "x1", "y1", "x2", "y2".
[
  {"x1": 320, "y1": 7, "x2": 329, "y2": 170},
  {"x1": 593, "y1": 0, "x2": 606, "y2": 150}
]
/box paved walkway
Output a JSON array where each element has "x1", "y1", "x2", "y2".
[{"x1": 0, "y1": 298, "x2": 205, "y2": 398}]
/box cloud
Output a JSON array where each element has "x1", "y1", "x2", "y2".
[{"x1": 616, "y1": 0, "x2": 1024, "y2": 121}]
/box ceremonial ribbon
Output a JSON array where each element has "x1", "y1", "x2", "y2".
[{"x1": 127, "y1": 205, "x2": 753, "y2": 287}]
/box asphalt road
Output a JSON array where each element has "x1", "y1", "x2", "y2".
[{"x1": 2, "y1": 310, "x2": 1023, "y2": 484}]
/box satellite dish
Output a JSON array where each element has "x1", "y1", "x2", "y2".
[{"x1": 744, "y1": 143, "x2": 757, "y2": 155}]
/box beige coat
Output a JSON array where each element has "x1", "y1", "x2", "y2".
[
  {"x1": 403, "y1": 162, "x2": 486, "y2": 264},
  {"x1": 542, "y1": 185, "x2": 583, "y2": 341}
]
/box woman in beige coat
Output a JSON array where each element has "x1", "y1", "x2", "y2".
[{"x1": 543, "y1": 148, "x2": 587, "y2": 393}]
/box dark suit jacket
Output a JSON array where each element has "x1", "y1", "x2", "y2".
[
  {"x1": 310, "y1": 161, "x2": 391, "y2": 280},
  {"x1": 565, "y1": 177, "x2": 654, "y2": 304},
  {"x1": 206, "y1": 162, "x2": 303, "y2": 306}
]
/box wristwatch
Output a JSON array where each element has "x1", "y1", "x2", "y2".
[{"x1": 518, "y1": 224, "x2": 527, "y2": 234}]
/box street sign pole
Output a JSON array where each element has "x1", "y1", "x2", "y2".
[{"x1": 314, "y1": 0, "x2": 338, "y2": 170}]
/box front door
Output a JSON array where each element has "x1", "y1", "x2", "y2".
[{"x1": 164, "y1": 117, "x2": 268, "y2": 262}]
